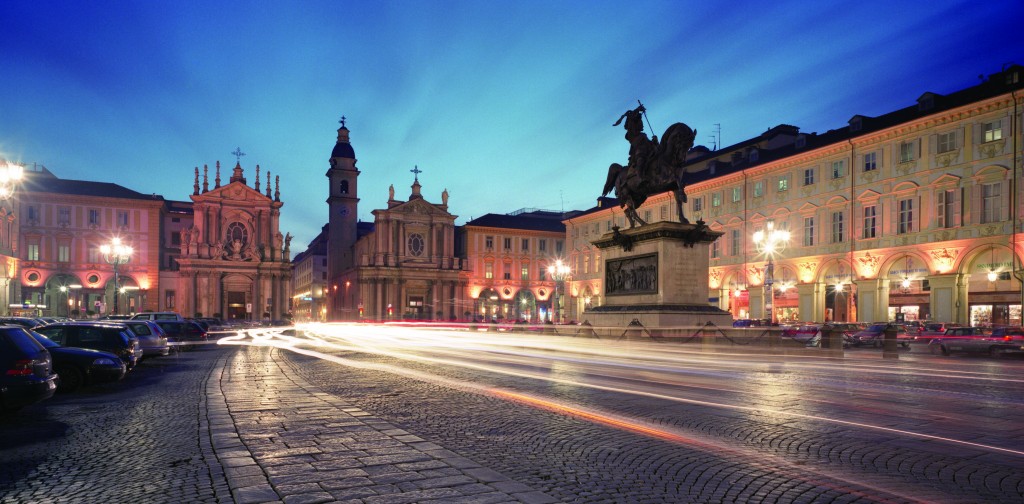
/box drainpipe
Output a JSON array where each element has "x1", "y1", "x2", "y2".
[
  {"x1": 1010, "y1": 71, "x2": 1023, "y2": 313},
  {"x1": 848, "y1": 137, "x2": 857, "y2": 323}
]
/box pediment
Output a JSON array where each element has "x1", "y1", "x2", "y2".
[
  {"x1": 972, "y1": 165, "x2": 1009, "y2": 179},
  {"x1": 892, "y1": 181, "x2": 920, "y2": 193},
  {"x1": 386, "y1": 198, "x2": 453, "y2": 219},
  {"x1": 798, "y1": 202, "x2": 819, "y2": 212},
  {"x1": 931, "y1": 173, "x2": 962, "y2": 185},
  {"x1": 857, "y1": 189, "x2": 882, "y2": 200},
  {"x1": 193, "y1": 181, "x2": 270, "y2": 204},
  {"x1": 825, "y1": 195, "x2": 849, "y2": 206}
]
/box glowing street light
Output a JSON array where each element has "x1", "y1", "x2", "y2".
[
  {"x1": 547, "y1": 259, "x2": 571, "y2": 324},
  {"x1": 100, "y1": 237, "x2": 132, "y2": 315},
  {"x1": 0, "y1": 160, "x2": 24, "y2": 200},
  {"x1": 752, "y1": 221, "x2": 790, "y2": 324}
]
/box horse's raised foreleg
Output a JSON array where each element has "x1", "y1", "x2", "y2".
[{"x1": 675, "y1": 188, "x2": 689, "y2": 224}]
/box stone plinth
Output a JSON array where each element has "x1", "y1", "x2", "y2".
[{"x1": 583, "y1": 221, "x2": 733, "y2": 333}]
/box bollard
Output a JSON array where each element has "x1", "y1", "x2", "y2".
[
  {"x1": 702, "y1": 322, "x2": 716, "y2": 352},
  {"x1": 821, "y1": 325, "x2": 844, "y2": 356},
  {"x1": 883, "y1": 324, "x2": 899, "y2": 359}
]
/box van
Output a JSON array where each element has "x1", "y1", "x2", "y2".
[{"x1": 130, "y1": 312, "x2": 184, "y2": 322}]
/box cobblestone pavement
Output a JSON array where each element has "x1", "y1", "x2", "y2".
[
  {"x1": 268, "y1": 329, "x2": 1024, "y2": 504},
  {"x1": 0, "y1": 347, "x2": 229, "y2": 504},
  {"x1": 208, "y1": 345, "x2": 552, "y2": 504}
]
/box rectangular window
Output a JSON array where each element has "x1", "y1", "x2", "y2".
[
  {"x1": 803, "y1": 168, "x2": 815, "y2": 186},
  {"x1": 503, "y1": 238, "x2": 511, "y2": 250},
  {"x1": 730, "y1": 229, "x2": 740, "y2": 256},
  {"x1": 88, "y1": 209, "x2": 100, "y2": 226},
  {"x1": 27, "y1": 243, "x2": 39, "y2": 261},
  {"x1": 556, "y1": 240, "x2": 564, "y2": 254},
  {"x1": 485, "y1": 236, "x2": 494, "y2": 249},
  {"x1": 88, "y1": 245, "x2": 99, "y2": 263},
  {"x1": 938, "y1": 189, "x2": 956, "y2": 228},
  {"x1": 539, "y1": 269, "x2": 547, "y2": 281},
  {"x1": 58, "y1": 245, "x2": 70, "y2": 262},
  {"x1": 644, "y1": 209, "x2": 652, "y2": 222},
  {"x1": 731, "y1": 187, "x2": 742, "y2": 202},
  {"x1": 538, "y1": 239, "x2": 546, "y2": 252},
  {"x1": 711, "y1": 193, "x2": 721, "y2": 207},
  {"x1": 803, "y1": 217, "x2": 815, "y2": 246},
  {"x1": 502, "y1": 264, "x2": 511, "y2": 280},
  {"x1": 58, "y1": 207, "x2": 71, "y2": 225},
  {"x1": 485, "y1": 263, "x2": 493, "y2": 279},
  {"x1": 171, "y1": 232, "x2": 181, "y2": 246},
  {"x1": 116, "y1": 210, "x2": 129, "y2": 227},
  {"x1": 899, "y1": 141, "x2": 916, "y2": 163},
  {"x1": 831, "y1": 160, "x2": 846, "y2": 179},
  {"x1": 606, "y1": 220, "x2": 612, "y2": 231},
  {"x1": 521, "y1": 239, "x2": 529, "y2": 252},
  {"x1": 692, "y1": 197, "x2": 703, "y2": 213},
  {"x1": 584, "y1": 255, "x2": 590, "y2": 274},
  {"x1": 982, "y1": 120, "x2": 1003, "y2": 142},
  {"x1": 862, "y1": 205, "x2": 877, "y2": 239},
  {"x1": 898, "y1": 199, "x2": 914, "y2": 234},
  {"x1": 753, "y1": 181, "x2": 764, "y2": 198},
  {"x1": 711, "y1": 239, "x2": 720, "y2": 259},
  {"x1": 521, "y1": 266, "x2": 529, "y2": 280},
  {"x1": 982, "y1": 183, "x2": 1001, "y2": 224},
  {"x1": 660, "y1": 206, "x2": 668, "y2": 219},
  {"x1": 27, "y1": 206, "x2": 38, "y2": 221},
  {"x1": 165, "y1": 290, "x2": 176, "y2": 310},
  {"x1": 831, "y1": 211, "x2": 844, "y2": 243},
  {"x1": 936, "y1": 132, "x2": 956, "y2": 153},
  {"x1": 778, "y1": 176, "x2": 789, "y2": 192},
  {"x1": 863, "y1": 152, "x2": 877, "y2": 172}
]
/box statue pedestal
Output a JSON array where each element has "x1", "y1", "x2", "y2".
[{"x1": 583, "y1": 221, "x2": 732, "y2": 335}]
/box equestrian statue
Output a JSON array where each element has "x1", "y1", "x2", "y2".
[{"x1": 602, "y1": 102, "x2": 697, "y2": 228}]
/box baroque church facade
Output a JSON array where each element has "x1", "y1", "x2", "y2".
[
  {"x1": 166, "y1": 161, "x2": 292, "y2": 320},
  {"x1": 326, "y1": 121, "x2": 465, "y2": 320}
]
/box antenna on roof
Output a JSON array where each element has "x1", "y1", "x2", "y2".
[
  {"x1": 713, "y1": 123, "x2": 722, "y2": 151},
  {"x1": 707, "y1": 135, "x2": 717, "y2": 151},
  {"x1": 560, "y1": 190, "x2": 564, "y2": 213}
]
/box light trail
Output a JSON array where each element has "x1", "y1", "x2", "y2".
[
  {"x1": 219, "y1": 331, "x2": 939, "y2": 503},
  {"x1": 219, "y1": 326, "x2": 1024, "y2": 460}
]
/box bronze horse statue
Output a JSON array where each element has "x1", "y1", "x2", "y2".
[{"x1": 602, "y1": 104, "x2": 697, "y2": 228}]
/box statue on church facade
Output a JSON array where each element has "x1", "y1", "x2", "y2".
[{"x1": 602, "y1": 102, "x2": 698, "y2": 228}]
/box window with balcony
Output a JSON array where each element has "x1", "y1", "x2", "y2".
[
  {"x1": 898, "y1": 199, "x2": 914, "y2": 234},
  {"x1": 863, "y1": 205, "x2": 877, "y2": 238},
  {"x1": 982, "y1": 183, "x2": 1001, "y2": 224},
  {"x1": 803, "y1": 217, "x2": 815, "y2": 246}
]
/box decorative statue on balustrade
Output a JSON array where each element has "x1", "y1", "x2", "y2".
[{"x1": 602, "y1": 101, "x2": 697, "y2": 228}]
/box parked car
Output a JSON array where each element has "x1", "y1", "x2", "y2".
[
  {"x1": 27, "y1": 331, "x2": 126, "y2": 392},
  {"x1": 781, "y1": 324, "x2": 821, "y2": 346},
  {"x1": 97, "y1": 314, "x2": 132, "y2": 321},
  {"x1": 154, "y1": 320, "x2": 208, "y2": 351},
  {"x1": 918, "y1": 322, "x2": 959, "y2": 339},
  {"x1": 33, "y1": 322, "x2": 141, "y2": 370},
  {"x1": 849, "y1": 323, "x2": 911, "y2": 348},
  {"x1": 131, "y1": 312, "x2": 184, "y2": 322},
  {"x1": 806, "y1": 323, "x2": 866, "y2": 347},
  {"x1": 0, "y1": 316, "x2": 46, "y2": 330},
  {"x1": 121, "y1": 320, "x2": 170, "y2": 358},
  {"x1": 928, "y1": 327, "x2": 1024, "y2": 356},
  {"x1": 0, "y1": 326, "x2": 57, "y2": 412}
]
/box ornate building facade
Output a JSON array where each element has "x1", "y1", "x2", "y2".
[
  {"x1": 170, "y1": 161, "x2": 292, "y2": 320},
  {"x1": 326, "y1": 122, "x2": 464, "y2": 320},
  {"x1": 567, "y1": 66, "x2": 1023, "y2": 327},
  {"x1": 291, "y1": 225, "x2": 328, "y2": 322}
]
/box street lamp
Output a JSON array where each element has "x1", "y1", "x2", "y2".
[
  {"x1": 547, "y1": 259, "x2": 571, "y2": 324},
  {"x1": 0, "y1": 160, "x2": 24, "y2": 199},
  {"x1": 752, "y1": 221, "x2": 790, "y2": 325},
  {"x1": 100, "y1": 237, "x2": 132, "y2": 315}
]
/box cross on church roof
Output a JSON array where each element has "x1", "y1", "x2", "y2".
[
  {"x1": 410, "y1": 165, "x2": 422, "y2": 182},
  {"x1": 231, "y1": 147, "x2": 246, "y2": 163},
  {"x1": 339, "y1": 115, "x2": 346, "y2": 128}
]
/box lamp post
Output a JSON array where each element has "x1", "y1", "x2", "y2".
[
  {"x1": 99, "y1": 237, "x2": 132, "y2": 315},
  {"x1": 752, "y1": 221, "x2": 790, "y2": 325},
  {"x1": 547, "y1": 259, "x2": 571, "y2": 324},
  {"x1": 0, "y1": 160, "x2": 24, "y2": 200}
]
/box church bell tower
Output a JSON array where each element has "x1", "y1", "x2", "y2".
[{"x1": 326, "y1": 117, "x2": 359, "y2": 318}]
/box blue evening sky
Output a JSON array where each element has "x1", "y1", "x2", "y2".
[{"x1": 1, "y1": 0, "x2": 1022, "y2": 247}]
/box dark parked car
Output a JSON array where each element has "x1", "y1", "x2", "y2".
[
  {"x1": 33, "y1": 323, "x2": 141, "y2": 370},
  {"x1": 0, "y1": 326, "x2": 57, "y2": 412},
  {"x1": 0, "y1": 316, "x2": 45, "y2": 330},
  {"x1": 155, "y1": 320, "x2": 208, "y2": 351},
  {"x1": 928, "y1": 327, "x2": 1024, "y2": 356},
  {"x1": 849, "y1": 323, "x2": 911, "y2": 348},
  {"x1": 27, "y1": 332, "x2": 126, "y2": 392}
]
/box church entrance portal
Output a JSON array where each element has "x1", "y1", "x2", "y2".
[{"x1": 227, "y1": 291, "x2": 247, "y2": 320}]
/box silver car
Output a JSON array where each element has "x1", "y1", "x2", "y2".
[
  {"x1": 122, "y1": 321, "x2": 170, "y2": 358},
  {"x1": 927, "y1": 327, "x2": 1024, "y2": 356}
]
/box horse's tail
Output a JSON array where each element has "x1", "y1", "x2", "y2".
[{"x1": 603, "y1": 163, "x2": 622, "y2": 196}]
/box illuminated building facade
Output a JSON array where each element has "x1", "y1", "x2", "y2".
[
  {"x1": 17, "y1": 165, "x2": 163, "y2": 316},
  {"x1": 462, "y1": 210, "x2": 569, "y2": 322},
  {"x1": 566, "y1": 66, "x2": 1024, "y2": 327},
  {"x1": 291, "y1": 225, "x2": 328, "y2": 322}
]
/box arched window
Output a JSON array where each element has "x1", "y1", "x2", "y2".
[
  {"x1": 226, "y1": 222, "x2": 249, "y2": 247},
  {"x1": 340, "y1": 180, "x2": 349, "y2": 194}
]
